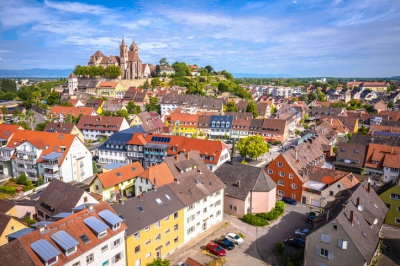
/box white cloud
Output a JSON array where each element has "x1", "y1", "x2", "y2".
[{"x1": 44, "y1": 0, "x2": 108, "y2": 15}]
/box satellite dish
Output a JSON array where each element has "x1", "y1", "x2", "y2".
[
  {"x1": 358, "y1": 205, "x2": 364, "y2": 211},
  {"x1": 373, "y1": 218, "x2": 378, "y2": 225}
]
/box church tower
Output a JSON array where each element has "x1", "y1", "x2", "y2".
[
  {"x1": 130, "y1": 40, "x2": 138, "y2": 54},
  {"x1": 68, "y1": 73, "x2": 77, "y2": 95},
  {"x1": 120, "y1": 38, "x2": 128, "y2": 79}
]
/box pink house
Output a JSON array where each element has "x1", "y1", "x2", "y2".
[{"x1": 214, "y1": 163, "x2": 277, "y2": 218}]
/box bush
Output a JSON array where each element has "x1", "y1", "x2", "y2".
[
  {"x1": 8, "y1": 177, "x2": 15, "y2": 182},
  {"x1": 243, "y1": 214, "x2": 269, "y2": 226},
  {"x1": 275, "y1": 242, "x2": 284, "y2": 254},
  {"x1": 24, "y1": 215, "x2": 36, "y2": 226},
  {"x1": 205, "y1": 257, "x2": 226, "y2": 266},
  {"x1": 237, "y1": 232, "x2": 245, "y2": 239},
  {"x1": 255, "y1": 201, "x2": 286, "y2": 221},
  {"x1": 308, "y1": 211, "x2": 316, "y2": 216},
  {"x1": 0, "y1": 186, "x2": 17, "y2": 195},
  {"x1": 17, "y1": 174, "x2": 27, "y2": 185}
]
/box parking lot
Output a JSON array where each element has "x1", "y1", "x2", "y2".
[{"x1": 167, "y1": 203, "x2": 315, "y2": 266}]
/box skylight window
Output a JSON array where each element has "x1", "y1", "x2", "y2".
[
  {"x1": 165, "y1": 194, "x2": 171, "y2": 200},
  {"x1": 138, "y1": 206, "x2": 144, "y2": 212},
  {"x1": 155, "y1": 198, "x2": 163, "y2": 205},
  {"x1": 116, "y1": 172, "x2": 121, "y2": 177}
]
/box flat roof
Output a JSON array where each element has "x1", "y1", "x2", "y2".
[{"x1": 303, "y1": 180, "x2": 326, "y2": 191}]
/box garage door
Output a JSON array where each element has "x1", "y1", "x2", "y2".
[{"x1": 311, "y1": 199, "x2": 320, "y2": 207}]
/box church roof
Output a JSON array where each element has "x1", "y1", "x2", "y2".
[
  {"x1": 92, "y1": 50, "x2": 106, "y2": 57},
  {"x1": 128, "y1": 51, "x2": 141, "y2": 62},
  {"x1": 121, "y1": 38, "x2": 126, "y2": 46},
  {"x1": 68, "y1": 73, "x2": 77, "y2": 79}
]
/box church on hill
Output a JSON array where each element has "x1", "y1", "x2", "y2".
[{"x1": 87, "y1": 39, "x2": 143, "y2": 79}]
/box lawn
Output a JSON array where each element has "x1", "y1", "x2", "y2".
[{"x1": 0, "y1": 192, "x2": 11, "y2": 199}]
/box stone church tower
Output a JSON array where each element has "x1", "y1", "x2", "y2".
[{"x1": 120, "y1": 39, "x2": 128, "y2": 78}]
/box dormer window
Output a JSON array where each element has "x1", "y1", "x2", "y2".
[
  {"x1": 226, "y1": 122, "x2": 230, "y2": 127},
  {"x1": 66, "y1": 246, "x2": 77, "y2": 256},
  {"x1": 210, "y1": 156, "x2": 214, "y2": 161},
  {"x1": 216, "y1": 122, "x2": 220, "y2": 127},
  {"x1": 98, "y1": 230, "x2": 107, "y2": 238},
  {"x1": 221, "y1": 122, "x2": 225, "y2": 127},
  {"x1": 113, "y1": 222, "x2": 121, "y2": 230},
  {"x1": 46, "y1": 256, "x2": 58, "y2": 266},
  {"x1": 212, "y1": 122, "x2": 215, "y2": 127}
]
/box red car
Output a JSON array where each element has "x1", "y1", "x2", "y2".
[{"x1": 205, "y1": 242, "x2": 226, "y2": 256}]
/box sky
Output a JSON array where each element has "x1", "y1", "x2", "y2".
[{"x1": 0, "y1": 0, "x2": 399, "y2": 77}]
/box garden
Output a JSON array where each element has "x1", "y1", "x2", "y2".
[
  {"x1": 0, "y1": 174, "x2": 37, "y2": 198},
  {"x1": 242, "y1": 201, "x2": 285, "y2": 226}
]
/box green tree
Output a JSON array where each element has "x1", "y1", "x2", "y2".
[
  {"x1": 159, "y1": 58, "x2": 170, "y2": 67},
  {"x1": 104, "y1": 65, "x2": 122, "y2": 78},
  {"x1": 236, "y1": 135, "x2": 268, "y2": 160},
  {"x1": 115, "y1": 109, "x2": 129, "y2": 120},
  {"x1": 298, "y1": 94, "x2": 308, "y2": 103},
  {"x1": 146, "y1": 258, "x2": 170, "y2": 266},
  {"x1": 359, "y1": 125, "x2": 368, "y2": 135},
  {"x1": 35, "y1": 122, "x2": 49, "y2": 131},
  {"x1": 145, "y1": 97, "x2": 160, "y2": 113},
  {"x1": 205, "y1": 65, "x2": 214, "y2": 73},
  {"x1": 172, "y1": 62, "x2": 191, "y2": 77},
  {"x1": 246, "y1": 101, "x2": 259, "y2": 118},
  {"x1": 221, "y1": 70, "x2": 234, "y2": 80},
  {"x1": 60, "y1": 101, "x2": 73, "y2": 107},
  {"x1": 47, "y1": 91, "x2": 60, "y2": 105},
  {"x1": 143, "y1": 79, "x2": 150, "y2": 88},
  {"x1": 17, "y1": 174, "x2": 27, "y2": 185},
  {"x1": 218, "y1": 82, "x2": 230, "y2": 92},
  {"x1": 92, "y1": 161, "x2": 98, "y2": 174},
  {"x1": 388, "y1": 101, "x2": 394, "y2": 108},
  {"x1": 308, "y1": 92, "x2": 317, "y2": 104},
  {"x1": 126, "y1": 101, "x2": 141, "y2": 114},
  {"x1": 225, "y1": 102, "x2": 238, "y2": 112},
  {"x1": 151, "y1": 77, "x2": 161, "y2": 88}
]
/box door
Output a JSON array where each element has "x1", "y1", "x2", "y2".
[
  {"x1": 155, "y1": 249, "x2": 161, "y2": 259},
  {"x1": 302, "y1": 197, "x2": 307, "y2": 204},
  {"x1": 202, "y1": 221, "x2": 207, "y2": 231},
  {"x1": 311, "y1": 199, "x2": 321, "y2": 207}
]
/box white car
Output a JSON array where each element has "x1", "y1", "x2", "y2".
[
  {"x1": 295, "y1": 229, "x2": 309, "y2": 237},
  {"x1": 226, "y1": 233, "x2": 244, "y2": 245}
]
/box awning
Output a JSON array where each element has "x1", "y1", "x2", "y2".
[{"x1": 42, "y1": 152, "x2": 63, "y2": 160}]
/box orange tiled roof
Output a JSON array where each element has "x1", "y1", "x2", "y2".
[
  {"x1": 50, "y1": 106, "x2": 94, "y2": 118},
  {"x1": 96, "y1": 162, "x2": 144, "y2": 189},
  {"x1": 170, "y1": 113, "x2": 199, "y2": 125},
  {"x1": 137, "y1": 163, "x2": 174, "y2": 187},
  {"x1": 97, "y1": 82, "x2": 119, "y2": 88},
  {"x1": 383, "y1": 154, "x2": 400, "y2": 169},
  {"x1": 126, "y1": 132, "x2": 147, "y2": 145},
  {"x1": 0, "y1": 124, "x2": 22, "y2": 139},
  {"x1": 365, "y1": 143, "x2": 400, "y2": 169}
]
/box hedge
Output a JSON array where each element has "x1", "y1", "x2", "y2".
[
  {"x1": 243, "y1": 201, "x2": 285, "y2": 226},
  {"x1": 0, "y1": 186, "x2": 17, "y2": 195},
  {"x1": 243, "y1": 214, "x2": 269, "y2": 226}
]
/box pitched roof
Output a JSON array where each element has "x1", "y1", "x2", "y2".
[
  {"x1": 377, "y1": 110, "x2": 400, "y2": 121},
  {"x1": 126, "y1": 132, "x2": 147, "y2": 145},
  {"x1": 262, "y1": 118, "x2": 287, "y2": 133},
  {"x1": 0, "y1": 199, "x2": 15, "y2": 214},
  {"x1": 95, "y1": 162, "x2": 144, "y2": 189},
  {"x1": 350, "y1": 134, "x2": 400, "y2": 146},
  {"x1": 97, "y1": 81, "x2": 119, "y2": 88},
  {"x1": 231, "y1": 117, "x2": 252, "y2": 130},
  {"x1": 0, "y1": 211, "x2": 12, "y2": 236},
  {"x1": 225, "y1": 112, "x2": 253, "y2": 119},
  {"x1": 185, "y1": 257, "x2": 204, "y2": 266},
  {"x1": 335, "y1": 142, "x2": 367, "y2": 169},
  {"x1": 137, "y1": 163, "x2": 174, "y2": 187},
  {"x1": 18, "y1": 201, "x2": 126, "y2": 266},
  {"x1": 43, "y1": 122, "x2": 78, "y2": 135},
  {"x1": 50, "y1": 106, "x2": 95, "y2": 118},
  {"x1": 364, "y1": 143, "x2": 400, "y2": 169},
  {"x1": 99, "y1": 126, "x2": 145, "y2": 151},
  {"x1": 0, "y1": 124, "x2": 22, "y2": 140},
  {"x1": 77, "y1": 115, "x2": 127, "y2": 132},
  {"x1": 309, "y1": 167, "x2": 351, "y2": 183},
  {"x1": 112, "y1": 185, "x2": 185, "y2": 236},
  {"x1": 214, "y1": 163, "x2": 276, "y2": 200},
  {"x1": 383, "y1": 153, "x2": 400, "y2": 168},
  {"x1": 0, "y1": 238, "x2": 35, "y2": 266},
  {"x1": 34, "y1": 179, "x2": 86, "y2": 218}
]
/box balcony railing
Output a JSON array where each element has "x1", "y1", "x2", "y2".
[
  {"x1": 17, "y1": 167, "x2": 37, "y2": 174},
  {"x1": 42, "y1": 164, "x2": 59, "y2": 171},
  {"x1": 27, "y1": 176, "x2": 38, "y2": 182},
  {"x1": 17, "y1": 150, "x2": 36, "y2": 156},
  {"x1": 44, "y1": 172, "x2": 60, "y2": 179},
  {"x1": 0, "y1": 157, "x2": 11, "y2": 161},
  {"x1": 15, "y1": 158, "x2": 37, "y2": 165}
]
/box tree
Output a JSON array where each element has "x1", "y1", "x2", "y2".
[
  {"x1": 218, "y1": 82, "x2": 230, "y2": 93},
  {"x1": 151, "y1": 77, "x2": 161, "y2": 88},
  {"x1": 388, "y1": 101, "x2": 394, "y2": 108},
  {"x1": 246, "y1": 101, "x2": 259, "y2": 118},
  {"x1": 104, "y1": 65, "x2": 122, "y2": 78},
  {"x1": 298, "y1": 94, "x2": 308, "y2": 103},
  {"x1": 146, "y1": 258, "x2": 170, "y2": 266},
  {"x1": 295, "y1": 130, "x2": 301, "y2": 136},
  {"x1": 221, "y1": 70, "x2": 234, "y2": 80},
  {"x1": 143, "y1": 79, "x2": 150, "y2": 88},
  {"x1": 308, "y1": 92, "x2": 317, "y2": 104},
  {"x1": 35, "y1": 122, "x2": 49, "y2": 131},
  {"x1": 47, "y1": 91, "x2": 60, "y2": 105},
  {"x1": 17, "y1": 174, "x2": 27, "y2": 185},
  {"x1": 172, "y1": 62, "x2": 191, "y2": 77},
  {"x1": 115, "y1": 109, "x2": 129, "y2": 120},
  {"x1": 359, "y1": 125, "x2": 368, "y2": 135},
  {"x1": 236, "y1": 135, "x2": 269, "y2": 160},
  {"x1": 146, "y1": 97, "x2": 160, "y2": 113},
  {"x1": 60, "y1": 101, "x2": 73, "y2": 107},
  {"x1": 126, "y1": 101, "x2": 141, "y2": 114},
  {"x1": 205, "y1": 65, "x2": 214, "y2": 73},
  {"x1": 225, "y1": 102, "x2": 238, "y2": 112},
  {"x1": 159, "y1": 58, "x2": 170, "y2": 67},
  {"x1": 92, "y1": 161, "x2": 98, "y2": 174}
]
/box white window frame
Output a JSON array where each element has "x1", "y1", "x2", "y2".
[
  {"x1": 279, "y1": 171, "x2": 285, "y2": 177},
  {"x1": 278, "y1": 180, "x2": 284, "y2": 186},
  {"x1": 268, "y1": 169, "x2": 273, "y2": 174}
]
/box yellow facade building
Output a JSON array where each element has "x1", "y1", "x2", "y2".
[
  {"x1": 0, "y1": 212, "x2": 28, "y2": 246},
  {"x1": 112, "y1": 185, "x2": 185, "y2": 266},
  {"x1": 96, "y1": 81, "x2": 124, "y2": 98},
  {"x1": 167, "y1": 113, "x2": 198, "y2": 137}
]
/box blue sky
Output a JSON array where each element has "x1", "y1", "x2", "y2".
[{"x1": 0, "y1": 0, "x2": 399, "y2": 77}]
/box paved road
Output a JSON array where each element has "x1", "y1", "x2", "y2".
[{"x1": 31, "y1": 110, "x2": 47, "y2": 129}]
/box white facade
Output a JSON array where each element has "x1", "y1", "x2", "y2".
[
  {"x1": 82, "y1": 119, "x2": 130, "y2": 140},
  {"x1": 65, "y1": 231, "x2": 126, "y2": 266},
  {"x1": 383, "y1": 166, "x2": 400, "y2": 183},
  {"x1": 206, "y1": 148, "x2": 230, "y2": 172},
  {"x1": 99, "y1": 149, "x2": 129, "y2": 164},
  {"x1": 68, "y1": 76, "x2": 78, "y2": 95},
  {"x1": 183, "y1": 188, "x2": 224, "y2": 243}
]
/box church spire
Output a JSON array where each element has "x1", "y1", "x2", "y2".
[{"x1": 121, "y1": 38, "x2": 126, "y2": 46}]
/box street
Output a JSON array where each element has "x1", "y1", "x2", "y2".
[{"x1": 31, "y1": 109, "x2": 47, "y2": 129}]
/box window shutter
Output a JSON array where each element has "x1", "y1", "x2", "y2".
[
  {"x1": 328, "y1": 252, "x2": 333, "y2": 260},
  {"x1": 315, "y1": 246, "x2": 321, "y2": 255},
  {"x1": 326, "y1": 234, "x2": 331, "y2": 243},
  {"x1": 338, "y1": 238, "x2": 342, "y2": 248}
]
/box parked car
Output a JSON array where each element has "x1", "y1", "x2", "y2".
[
  {"x1": 306, "y1": 212, "x2": 317, "y2": 223},
  {"x1": 285, "y1": 237, "x2": 305, "y2": 249},
  {"x1": 281, "y1": 197, "x2": 297, "y2": 205},
  {"x1": 214, "y1": 238, "x2": 235, "y2": 250},
  {"x1": 205, "y1": 242, "x2": 226, "y2": 256},
  {"x1": 295, "y1": 229, "x2": 309, "y2": 237},
  {"x1": 226, "y1": 233, "x2": 244, "y2": 245}
]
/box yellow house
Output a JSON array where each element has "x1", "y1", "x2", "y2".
[
  {"x1": 167, "y1": 113, "x2": 198, "y2": 137},
  {"x1": 0, "y1": 212, "x2": 28, "y2": 246},
  {"x1": 112, "y1": 185, "x2": 185, "y2": 266},
  {"x1": 378, "y1": 181, "x2": 400, "y2": 227},
  {"x1": 96, "y1": 81, "x2": 124, "y2": 98},
  {"x1": 89, "y1": 162, "x2": 144, "y2": 202},
  {"x1": 129, "y1": 114, "x2": 143, "y2": 127}
]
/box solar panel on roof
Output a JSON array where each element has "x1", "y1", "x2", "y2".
[
  {"x1": 50, "y1": 230, "x2": 79, "y2": 251},
  {"x1": 79, "y1": 234, "x2": 90, "y2": 244},
  {"x1": 98, "y1": 210, "x2": 124, "y2": 226},
  {"x1": 30, "y1": 239, "x2": 61, "y2": 262},
  {"x1": 83, "y1": 216, "x2": 109, "y2": 234},
  {"x1": 138, "y1": 206, "x2": 144, "y2": 212}
]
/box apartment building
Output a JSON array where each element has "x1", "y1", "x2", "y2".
[
  {"x1": 77, "y1": 115, "x2": 130, "y2": 140},
  {"x1": 159, "y1": 94, "x2": 224, "y2": 115},
  {"x1": 0, "y1": 124, "x2": 23, "y2": 176}
]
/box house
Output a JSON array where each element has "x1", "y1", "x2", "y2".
[
  {"x1": 49, "y1": 106, "x2": 97, "y2": 122},
  {"x1": 67, "y1": 98, "x2": 85, "y2": 107},
  {"x1": 257, "y1": 102, "x2": 271, "y2": 118},
  {"x1": 389, "y1": 91, "x2": 400, "y2": 103},
  {"x1": 364, "y1": 143, "x2": 400, "y2": 179},
  {"x1": 265, "y1": 136, "x2": 326, "y2": 200},
  {"x1": 230, "y1": 117, "x2": 252, "y2": 139},
  {"x1": 136, "y1": 112, "x2": 159, "y2": 133},
  {"x1": 377, "y1": 110, "x2": 400, "y2": 121},
  {"x1": 0, "y1": 211, "x2": 27, "y2": 246},
  {"x1": 126, "y1": 132, "x2": 148, "y2": 167},
  {"x1": 377, "y1": 179, "x2": 400, "y2": 227},
  {"x1": 35, "y1": 179, "x2": 99, "y2": 221},
  {"x1": 43, "y1": 122, "x2": 85, "y2": 143},
  {"x1": 96, "y1": 81, "x2": 125, "y2": 98},
  {"x1": 84, "y1": 99, "x2": 104, "y2": 114},
  {"x1": 5, "y1": 130, "x2": 93, "y2": 182},
  {"x1": 373, "y1": 99, "x2": 387, "y2": 113},
  {"x1": 112, "y1": 185, "x2": 185, "y2": 266},
  {"x1": 309, "y1": 107, "x2": 347, "y2": 117},
  {"x1": 197, "y1": 115, "x2": 211, "y2": 137},
  {"x1": 360, "y1": 81, "x2": 389, "y2": 92},
  {"x1": 313, "y1": 118, "x2": 349, "y2": 145},
  {"x1": 159, "y1": 94, "x2": 224, "y2": 115},
  {"x1": 316, "y1": 115, "x2": 359, "y2": 134},
  {"x1": 76, "y1": 79, "x2": 101, "y2": 94},
  {"x1": 0, "y1": 124, "x2": 24, "y2": 176},
  {"x1": 165, "y1": 151, "x2": 226, "y2": 242},
  {"x1": 301, "y1": 167, "x2": 359, "y2": 207},
  {"x1": 122, "y1": 87, "x2": 149, "y2": 109},
  {"x1": 98, "y1": 126, "x2": 145, "y2": 164},
  {"x1": 168, "y1": 113, "x2": 199, "y2": 137},
  {"x1": 214, "y1": 163, "x2": 276, "y2": 218},
  {"x1": 0, "y1": 237, "x2": 35, "y2": 265},
  {"x1": 102, "y1": 101, "x2": 126, "y2": 114},
  {"x1": 133, "y1": 163, "x2": 175, "y2": 195},
  {"x1": 90, "y1": 162, "x2": 144, "y2": 202},
  {"x1": 261, "y1": 118, "x2": 288, "y2": 143},
  {"x1": 77, "y1": 115, "x2": 130, "y2": 140},
  {"x1": 209, "y1": 115, "x2": 233, "y2": 139},
  {"x1": 334, "y1": 142, "x2": 367, "y2": 174},
  {"x1": 6, "y1": 201, "x2": 127, "y2": 266},
  {"x1": 304, "y1": 181, "x2": 388, "y2": 266},
  {"x1": 159, "y1": 66, "x2": 175, "y2": 75},
  {"x1": 142, "y1": 63, "x2": 151, "y2": 78}
]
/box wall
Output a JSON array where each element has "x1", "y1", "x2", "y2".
[
  {"x1": 0, "y1": 218, "x2": 27, "y2": 246},
  {"x1": 15, "y1": 205, "x2": 36, "y2": 219},
  {"x1": 251, "y1": 188, "x2": 276, "y2": 214},
  {"x1": 224, "y1": 195, "x2": 246, "y2": 218},
  {"x1": 380, "y1": 185, "x2": 400, "y2": 227},
  {"x1": 125, "y1": 208, "x2": 185, "y2": 266},
  {"x1": 304, "y1": 219, "x2": 365, "y2": 266},
  {"x1": 134, "y1": 177, "x2": 153, "y2": 196},
  {"x1": 61, "y1": 137, "x2": 93, "y2": 182}
]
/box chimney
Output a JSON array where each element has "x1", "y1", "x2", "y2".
[
  {"x1": 154, "y1": 177, "x2": 157, "y2": 191},
  {"x1": 237, "y1": 181, "x2": 241, "y2": 187},
  {"x1": 176, "y1": 154, "x2": 178, "y2": 162},
  {"x1": 330, "y1": 118, "x2": 333, "y2": 125},
  {"x1": 350, "y1": 210, "x2": 354, "y2": 225},
  {"x1": 367, "y1": 182, "x2": 371, "y2": 193},
  {"x1": 342, "y1": 204, "x2": 346, "y2": 211},
  {"x1": 295, "y1": 150, "x2": 298, "y2": 160},
  {"x1": 187, "y1": 152, "x2": 190, "y2": 160},
  {"x1": 356, "y1": 197, "x2": 360, "y2": 207}
]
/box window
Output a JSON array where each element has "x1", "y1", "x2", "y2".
[
  {"x1": 166, "y1": 241, "x2": 170, "y2": 247},
  {"x1": 47, "y1": 256, "x2": 58, "y2": 266},
  {"x1": 289, "y1": 173, "x2": 294, "y2": 179},
  {"x1": 165, "y1": 216, "x2": 170, "y2": 222},
  {"x1": 279, "y1": 171, "x2": 285, "y2": 177},
  {"x1": 333, "y1": 224, "x2": 337, "y2": 230},
  {"x1": 113, "y1": 253, "x2": 122, "y2": 263},
  {"x1": 396, "y1": 217, "x2": 400, "y2": 224},
  {"x1": 217, "y1": 210, "x2": 221, "y2": 216},
  {"x1": 268, "y1": 169, "x2": 273, "y2": 174},
  {"x1": 174, "y1": 212, "x2": 178, "y2": 219},
  {"x1": 113, "y1": 238, "x2": 121, "y2": 248},
  {"x1": 174, "y1": 224, "x2": 178, "y2": 231},
  {"x1": 187, "y1": 226, "x2": 195, "y2": 234},
  {"x1": 278, "y1": 162, "x2": 283, "y2": 168},
  {"x1": 234, "y1": 206, "x2": 237, "y2": 212},
  {"x1": 156, "y1": 234, "x2": 161, "y2": 241},
  {"x1": 113, "y1": 222, "x2": 121, "y2": 230},
  {"x1": 145, "y1": 226, "x2": 150, "y2": 231},
  {"x1": 278, "y1": 180, "x2": 284, "y2": 186},
  {"x1": 321, "y1": 233, "x2": 331, "y2": 243},
  {"x1": 277, "y1": 190, "x2": 285, "y2": 196},
  {"x1": 229, "y1": 204, "x2": 232, "y2": 210},
  {"x1": 135, "y1": 245, "x2": 140, "y2": 254},
  {"x1": 101, "y1": 245, "x2": 108, "y2": 253},
  {"x1": 203, "y1": 207, "x2": 207, "y2": 213},
  {"x1": 134, "y1": 232, "x2": 140, "y2": 240},
  {"x1": 337, "y1": 184, "x2": 341, "y2": 189},
  {"x1": 187, "y1": 214, "x2": 195, "y2": 223},
  {"x1": 165, "y1": 228, "x2": 170, "y2": 234},
  {"x1": 216, "y1": 190, "x2": 221, "y2": 196},
  {"x1": 385, "y1": 203, "x2": 391, "y2": 210},
  {"x1": 215, "y1": 200, "x2": 221, "y2": 206},
  {"x1": 86, "y1": 253, "x2": 94, "y2": 264},
  {"x1": 188, "y1": 204, "x2": 195, "y2": 210},
  {"x1": 291, "y1": 184, "x2": 298, "y2": 189},
  {"x1": 72, "y1": 262, "x2": 80, "y2": 266},
  {"x1": 95, "y1": 185, "x2": 99, "y2": 190},
  {"x1": 155, "y1": 221, "x2": 160, "y2": 228},
  {"x1": 210, "y1": 156, "x2": 214, "y2": 161},
  {"x1": 98, "y1": 231, "x2": 107, "y2": 238},
  {"x1": 316, "y1": 247, "x2": 333, "y2": 259},
  {"x1": 145, "y1": 239, "x2": 151, "y2": 247},
  {"x1": 174, "y1": 236, "x2": 179, "y2": 243},
  {"x1": 338, "y1": 239, "x2": 348, "y2": 249},
  {"x1": 204, "y1": 197, "x2": 207, "y2": 203},
  {"x1": 391, "y1": 193, "x2": 400, "y2": 200}
]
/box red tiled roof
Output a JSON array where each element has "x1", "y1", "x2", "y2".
[
  {"x1": 365, "y1": 143, "x2": 400, "y2": 169},
  {"x1": 126, "y1": 132, "x2": 147, "y2": 145},
  {"x1": 0, "y1": 124, "x2": 22, "y2": 140},
  {"x1": 383, "y1": 154, "x2": 400, "y2": 169},
  {"x1": 97, "y1": 82, "x2": 119, "y2": 88},
  {"x1": 95, "y1": 162, "x2": 144, "y2": 189},
  {"x1": 50, "y1": 106, "x2": 95, "y2": 118},
  {"x1": 77, "y1": 115, "x2": 127, "y2": 132},
  {"x1": 137, "y1": 163, "x2": 174, "y2": 187}
]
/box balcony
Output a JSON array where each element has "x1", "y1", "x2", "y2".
[
  {"x1": 42, "y1": 164, "x2": 59, "y2": 171},
  {"x1": 16, "y1": 167, "x2": 37, "y2": 174},
  {"x1": 15, "y1": 158, "x2": 37, "y2": 165},
  {"x1": 0, "y1": 156, "x2": 10, "y2": 161},
  {"x1": 17, "y1": 150, "x2": 36, "y2": 156},
  {"x1": 27, "y1": 176, "x2": 38, "y2": 182},
  {"x1": 44, "y1": 172, "x2": 60, "y2": 179}
]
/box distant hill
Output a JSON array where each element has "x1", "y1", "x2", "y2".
[
  {"x1": 0, "y1": 68, "x2": 72, "y2": 78},
  {"x1": 232, "y1": 73, "x2": 293, "y2": 78}
]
